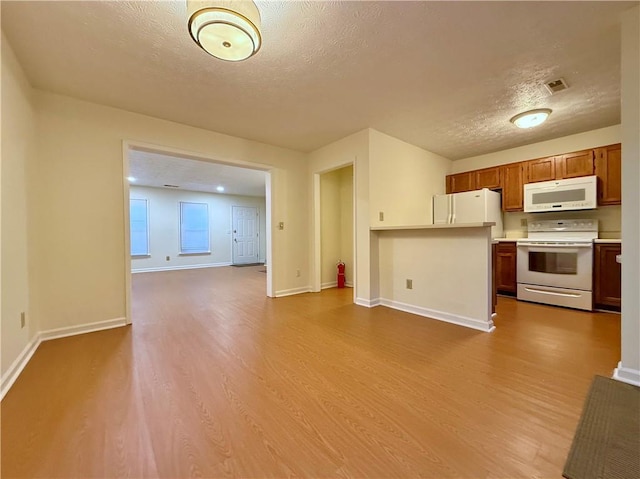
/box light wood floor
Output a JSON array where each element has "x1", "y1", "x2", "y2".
[{"x1": 1, "y1": 266, "x2": 620, "y2": 478}]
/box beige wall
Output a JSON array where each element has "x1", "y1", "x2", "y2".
[
  {"x1": 320, "y1": 166, "x2": 354, "y2": 286},
  {"x1": 28, "y1": 89, "x2": 307, "y2": 331},
  {"x1": 451, "y1": 125, "x2": 621, "y2": 173},
  {"x1": 308, "y1": 129, "x2": 371, "y2": 301},
  {"x1": 130, "y1": 186, "x2": 267, "y2": 271},
  {"x1": 369, "y1": 129, "x2": 452, "y2": 227},
  {"x1": 619, "y1": 5, "x2": 640, "y2": 384},
  {"x1": 1, "y1": 37, "x2": 37, "y2": 377}
]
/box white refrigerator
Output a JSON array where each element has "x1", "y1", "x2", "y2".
[{"x1": 433, "y1": 188, "x2": 504, "y2": 238}]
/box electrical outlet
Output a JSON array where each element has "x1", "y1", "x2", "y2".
[
  {"x1": 406, "y1": 279, "x2": 413, "y2": 289},
  {"x1": 20, "y1": 312, "x2": 26, "y2": 328},
  {"x1": 379, "y1": 211, "x2": 384, "y2": 221},
  {"x1": 166, "y1": 256, "x2": 170, "y2": 261},
  {"x1": 521, "y1": 218, "x2": 528, "y2": 227},
  {"x1": 296, "y1": 269, "x2": 301, "y2": 277}
]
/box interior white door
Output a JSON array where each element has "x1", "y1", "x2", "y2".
[{"x1": 232, "y1": 206, "x2": 259, "y2": 264}]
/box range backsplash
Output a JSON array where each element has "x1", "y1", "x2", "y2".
[{"x1": 503, "y1": 205, "x2": 621, "y2": 239}]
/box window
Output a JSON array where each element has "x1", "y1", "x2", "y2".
[
  {"x1": 180, "y1": 202, "x2": 210, "y2": 254},
  {"x1": 130, "y1": 199, "x2": 149, "y2": 256}
]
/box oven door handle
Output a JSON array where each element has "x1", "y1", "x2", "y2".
[{"x1": 517, "y1": 242, "x2": 593, "y2": 248}]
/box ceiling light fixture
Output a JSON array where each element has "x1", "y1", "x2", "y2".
[
  {"x1": 216, "y1": 186, "x2": 225, "y2": 192},
  {"x1": 510, "y1": 109, "x2": 552, "y2": 129},
  {"x1": 187, "y1": 0, "x2": 262, "y2": 62},
  {"x1": 127, "y1": 176, "x2": 136, "y2": 182}
]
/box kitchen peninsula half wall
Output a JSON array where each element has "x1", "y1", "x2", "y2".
[{"x1": 365, "y1": 223, "x2": 495, "y2": 332}]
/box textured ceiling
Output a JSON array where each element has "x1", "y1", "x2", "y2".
[
  {"x1": 2, "y1": 1, "x2": 636, "y2": 159},
  {"x1": 129, "y1": 149, "x2": 266, "y2": 197}
]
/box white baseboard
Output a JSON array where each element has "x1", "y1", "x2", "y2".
[
  {"x1": 378, "y1": 299, "x2": 495, "y2": 332},
  {"x1": 612, "y1": 361, "x2": 640, "y2": 387},
  {"x1": 355, "y1": 297, "x2": 381, "y2": 308},
  {"x1": 0, "y1": 317, "x2": 129, "y2": 401},
  {"x1": 0, "y1": 334, "x2": 40, "y2": 401},
  {"x1": 132, "y1": 262, "x2": 232, "y2": 274},
  {"x1": 39, "y1": 317, "x2": 128, "y2": 342},
  {"x1": 275, "y1": 286, "x2": 312, "y2": 297},
  {"x1": 321, "y1": 281, "x2": 354, "y2": 290}
]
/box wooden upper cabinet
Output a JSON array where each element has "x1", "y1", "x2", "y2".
[
  {"x1": 526, "y1": 156, "x2": 557, "y2": 183},
  {"x1": 594, "y1": 144, "x2": 621, "y2": 206},
  {"x1": 558, "y1": 149, "x2": 594, "y2": 179},
  {"x1": 446, "y1": 171, "x2": 476, "y2": 194},
  {"x1": 501, "y1": 163, "x2": 524, "y2": 211},
  {"x1": 474, "y1": 167, "x2": 502, "y2": 190}
]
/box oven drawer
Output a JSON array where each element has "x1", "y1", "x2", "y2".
[{"x1": 517, "y1": 283, "x2": 593, "y2": 311}]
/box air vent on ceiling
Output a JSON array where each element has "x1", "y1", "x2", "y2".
[
  {"x1": 544, "y1": 78, "x2": 569, "y2": 95},
  {"x1": 163, "y1": 184, "x2": 180, "y2": 188}
]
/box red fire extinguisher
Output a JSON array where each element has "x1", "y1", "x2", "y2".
[{"x1": 337, "y1": 261, "x2": 346, "y2": 288}]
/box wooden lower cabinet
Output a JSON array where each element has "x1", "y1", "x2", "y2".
[
  {"x1": 593, "y1": 243, "x2": 621, "y2": 311},
  {"x1": 495, "y1": 242, "x2": 517, "y2": 295},
  {"x1": 492, "y1": 243, "x2": 497, "y2": 313}
]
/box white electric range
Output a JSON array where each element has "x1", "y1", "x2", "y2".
[{"x1": 516, "y1": 219, "x2": 598, "y2": 311}]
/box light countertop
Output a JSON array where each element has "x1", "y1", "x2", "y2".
[
  {"x1": 496, "y1": 238, "x2": 621, "y2": 243},
  {"x1": 371, "y1": 222, "x2": 495, "y2": 231}
]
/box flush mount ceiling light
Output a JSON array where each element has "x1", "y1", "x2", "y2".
[
  {"x1": 510, "y1": 109, "x2": 552, "y2": 129},
  {"x1": 126, "y1": 176, "x2": 136, "y2": 182},
  {"x1": 187, "y1": 0, "x2": 262, "y2": 62},
  {"x1": 216, "y1": 186, "x2": 225, "y2": 192}
]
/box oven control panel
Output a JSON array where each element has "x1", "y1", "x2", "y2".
[
  {"x1": 526, "y1": 219, "x2": 598, "y2": 241},
  {"x1": 527, "y1": 219, "x2": 598, "y2": 233}
]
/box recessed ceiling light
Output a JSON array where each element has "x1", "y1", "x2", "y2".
[
  {"x1": 510, "y1": 109, "x2": 552, "y2": 129},
  {"x1": 216, "y1": 186, "x2": 225, "y2": 192},
  {"x1": 127, "y1": 176, "x2": 136, "y2": 182}
]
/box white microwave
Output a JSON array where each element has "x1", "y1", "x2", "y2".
[{"x1": 524, "y1": 175, "x2": 597, "y2": 212}]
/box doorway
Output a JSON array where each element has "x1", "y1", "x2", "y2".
[
  {"x1": 123, "y1": 143, "x2": 274, "y2": 324},
  {"x1": 317, "y1": 164, "x2": 355, "y2": 291}
]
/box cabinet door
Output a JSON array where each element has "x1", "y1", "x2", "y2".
[
  {"x1": 501, "y1": 163, "x2": 524, "y2": 211},
  {"x1": 474, "y1": 167, "x2": 502, "y2": 190},
  {"x1": 594, "y1": 244, "x2": 621, "y2": 310},
  {"x1": 495, "y1": 243, "x2": 517, "y2": 294},
  {"x1": 447, "y1": 172, "x2": 476, "y2": 193},
  {"x1": 594, "y1": 144, "x2": 621, "y2": 206},
  {"x1": 526, "y1": 156, "x2": 557, "y2": 183},
  {"x1": 558, "y1": 149, "x2": 594, "y2": 179},
  {"x1": 492, "y1": 243, "x2": 497, "y2": 313}
]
